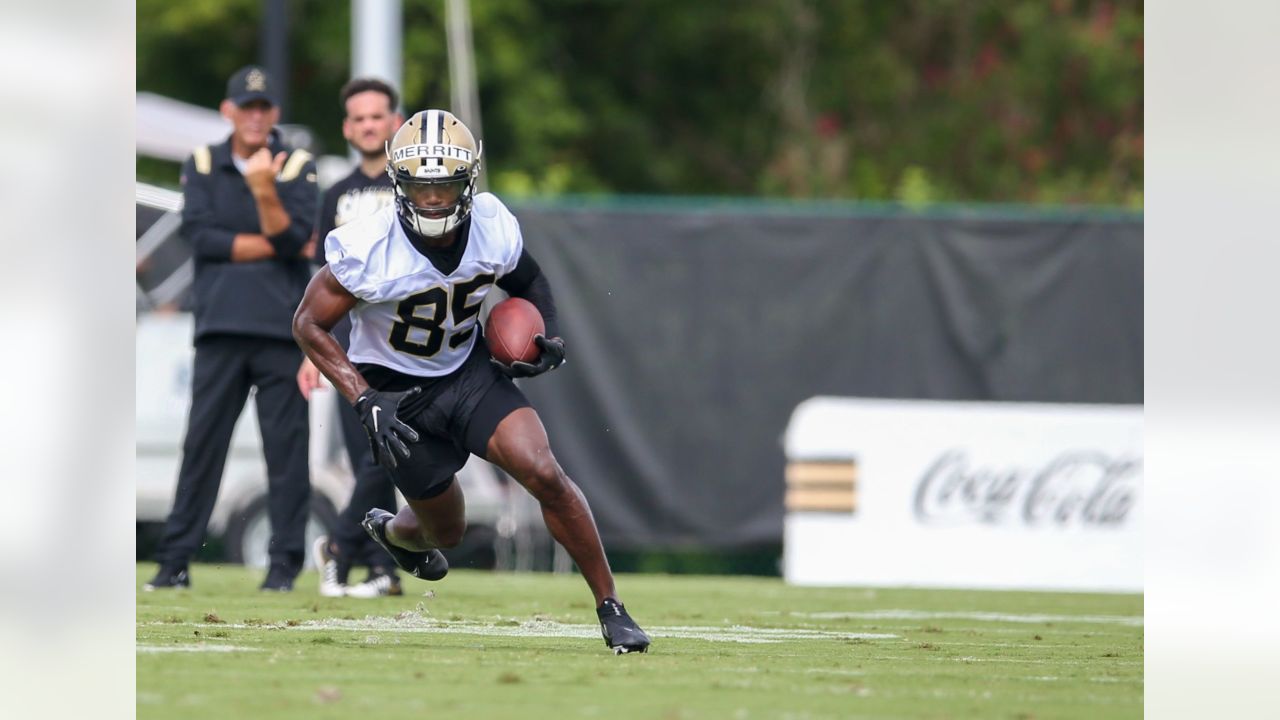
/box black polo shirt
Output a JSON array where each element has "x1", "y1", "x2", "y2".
[{"x1": 179, "y1": 133, "x2": 318, "y2": 341}]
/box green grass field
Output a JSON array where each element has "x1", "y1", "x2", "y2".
[{"x1": 136, "y1": 563, "x2": 1142, "y2": 719}]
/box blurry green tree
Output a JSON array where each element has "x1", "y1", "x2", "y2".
[{"x1": 137, "y1": 0, "x2": 1142, "y2": 207}]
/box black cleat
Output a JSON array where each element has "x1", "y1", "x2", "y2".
[
  {"x1": 143, "y1": 566, "x2": 190, "y2": 591},
  {"x1": 597, "y1": 598, "x2": 651, "y2": 654},
  {"x1": 259, "y1": 564, "x2": 297, "y2": 592},
  {"x1": 361, "y1": 508, "x2": 449, "y2": 581}
]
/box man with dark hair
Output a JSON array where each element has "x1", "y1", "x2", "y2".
[
  {"x1": 145, "y1": 65, "x2": 319, "y2": 592},
  {"x1": 318, "y1": 78, "x2": 402, "y2": 236},
  {"x1": 298, "y1": 77, "x2": 407, "y2": 598}
]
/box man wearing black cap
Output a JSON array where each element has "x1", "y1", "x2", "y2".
[{"x1": 144, "y1": 65, "x2": 319, "y2": 592}]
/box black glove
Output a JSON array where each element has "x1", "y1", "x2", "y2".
[
  {"x1": 490, "y1": 335, "x2": 566, "y2": 378},
  {"x1": 353, "y1": 388, "x2": 421, "y2": 468}
]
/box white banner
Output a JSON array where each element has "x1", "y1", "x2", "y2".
[{"x1": 783, "y1": 397, "x2": 1143, "y2": 592}]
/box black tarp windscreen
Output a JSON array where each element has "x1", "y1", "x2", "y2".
[{"x1": 509, "y1": 206, "x2": 1142, "y2": 549}]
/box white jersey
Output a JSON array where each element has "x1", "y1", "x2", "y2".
[{"x1": 325, "y1": 193, "x2": 523, "y2": 376}]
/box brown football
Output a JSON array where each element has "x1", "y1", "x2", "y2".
[{"x1": 485, "y1": 297, "x2": 545, "y2": 365}]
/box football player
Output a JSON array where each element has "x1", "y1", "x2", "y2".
[{"x1": 292, "y1": 110, "x2": 650, "y2": 654}]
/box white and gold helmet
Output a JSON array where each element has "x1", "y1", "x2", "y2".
[{"x1": 385, "y1": 109, "x2": 484, "y2": 238}]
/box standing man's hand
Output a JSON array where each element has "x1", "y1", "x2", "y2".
[
  {"x1": 243, "y1": 148, "x2": 295, "y2": 238},
  {"x1": 296, "y1": 357, "x2": 325, "y2": 400},
  {"x1": 244, "y1": 148, "x2": 287, "y2": 194}
]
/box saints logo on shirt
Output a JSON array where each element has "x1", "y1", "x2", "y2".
[{"x1": 335, "y1": 187, "x2": 396, "y2": 228}]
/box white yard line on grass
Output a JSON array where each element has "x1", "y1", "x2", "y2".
[
  {"x1": 791, "y1": 610, "x2": 1143, "y2": 626},
  {"x1": 290, "y1": 616, "x2": 900, "y2": 644},
  {"x1": 136, "y1": 643, "x2": 260, "y2": 653},
  {"x1": 143, "y1": 615, "x2": 898, "y2": 644},
  {"x1": 945, "y1": 655, "x2": 1142, "y2": 666}
]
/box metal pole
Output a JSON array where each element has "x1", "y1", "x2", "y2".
[
  {"x1": 445, "y1": 0, "x2": 486, "y2": 191},
  {"x1": 260, "y1": 0, "x2": 290, "y2": 121},
  {"x1": 351, "y1": 0, "x2": 403, "y2": 107},
  {"x1": 351, "y1": 0, "x2": 402, "y2": 164}
]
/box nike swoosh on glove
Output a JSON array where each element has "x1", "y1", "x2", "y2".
[
  {"x1": 490, "y1": 335, "x2": 566, "y2": 379},
  {"x1": 353, "y1": 387, "x2": 421, "y2": 468}
]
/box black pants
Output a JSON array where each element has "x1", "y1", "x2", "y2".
[
  {"x1": 157, "y1": 335, "x2": 311, "y2": 573},
  {"x1": 333, "y1": 397, "x2": 399, "y2": 579},
  {"x1": 327, "y1": 313, "x2": 398, "y2": 581}
]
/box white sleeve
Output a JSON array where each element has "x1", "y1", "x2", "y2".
[
  {"x1": 325, "y1": 232, "x2": 379, "y2": 301},
  {"x1": 476, "y1": 193, "x2": 523, "y2": 278},
  {"x1": 503, "y1": 212, "x2": 525, "y2": 276}
]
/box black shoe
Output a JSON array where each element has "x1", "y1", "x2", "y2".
[
  {"x1": 143, "y1": 566, "x2": 190, "y2": 591},
  {"x1": 597, "y1": 598, "x2": 651, "y2": 654},
  {"x1": 260, "y1": 564, "x2": 297, "y2": 592},
  {"x1": 361, "y1": 508, "x2": 449, "y2": 581}
]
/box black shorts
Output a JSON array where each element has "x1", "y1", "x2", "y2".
[{"x1": 357, "y1": 342, "x2": 530, "y2": 500}]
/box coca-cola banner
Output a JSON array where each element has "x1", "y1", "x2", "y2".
[{"x1": 783, "y1": 396, "x2": 1142, "y2": 592}]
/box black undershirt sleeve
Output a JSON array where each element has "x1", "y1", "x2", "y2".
[{"x1": 496, "y1": 248, "x2": 561, "y2": 340}]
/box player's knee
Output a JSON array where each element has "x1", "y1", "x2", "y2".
[
  {"x1": 434, "y1": 522, "x2": 466, "y2": 549},
  {"x1": 523, "y1": 456, "x2": 571, "y2": 505}
]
